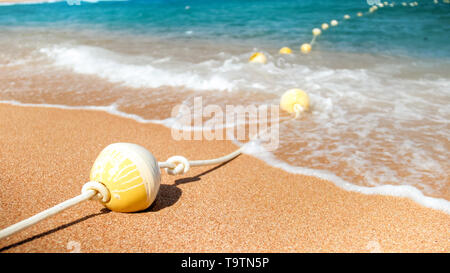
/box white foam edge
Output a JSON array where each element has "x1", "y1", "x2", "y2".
[
  {"x1": 1, "y1": 99, "x2": 449, "y2": 214},
  {"x1": 237, "y1": 140, "x2": 450, "y2": 214}
]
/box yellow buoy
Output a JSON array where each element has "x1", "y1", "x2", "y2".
[
  {"x1": 383, "y1": 1, "x2": 388, "y2": 4},
  {"x1": 378, "y1": 3, "x2": 384, "y2": 7},
  {"x1": 312, "y1": 28, "x2": 322, "y2": 36},
  {"x1": 357, "y1": 12, "x2": 363, "y2": 17},
  {"x1": 249, "y1": 52, "x2": 267, "y2": 64},
  {"x1": 344, "y1": 14, "x2": 350, "y2": 20},
  {"x1": 90, "y1": 143, "x2": 161, "y2": 212},
  {"x1": 280, "y1": 89, "x2": 310, "y2": 114},
  {"x1": 402, "y1": 2, "x2": 407, "y2": 6},
  {"x1": 330, "y1": 20, "x2": 338, "y2": 26},
  {"x1": 300, "y1": 43, "x2": 312, "y2": 54},
  {"x1": 279, "y1": 47, "x2": 292, "y2": 54},
  {"x1": 321, "y1": 23, "x2": 329, "y2": 30}
]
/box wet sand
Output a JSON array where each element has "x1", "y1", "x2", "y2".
[{"x1": 0, "y1": 103, "x2": 448, "y2": 252}]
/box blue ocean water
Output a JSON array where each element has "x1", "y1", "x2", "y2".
[
  {"x1": 0, "y1": 0, "x2": 449, "y2": 212},
  {"x1": 0, "y1": 0, "x2": 449, "y2": 59}
]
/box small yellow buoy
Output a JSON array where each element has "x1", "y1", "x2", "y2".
[
  {"x1": 90, "y1": 143, "x2": 161, "y2": 212},
  {"x1": 357, "y1": 12, "x2": 363, "y2": 17},
  {"x1": 280, "y1": 89, "x2": 310, "y2": 115},
  {"x1": 279, "y1": 47, "x2": 292, "y2": 54},
  {"x1": 330, "y1": 20, "x2": 338, "y2": 26},
  {"x1": 312, "y1": 28, "x2": 322, "y2": 36},
  {"x1": 383, "y1": 1, "x2": 388, "y2": 4},
  {"x1": 321, "y1": 23, "x2": 329, "y2": 30},
  {"x1": 402, "y1": 2, "x2": 407, "y2": 6},
  {"x1": 249, "y1": 52, "x2": 267, "y2": 64},
  {"x1": 300, "y1": 43, "x2": 312, "y2": 54},
  {"x1": 378, "y1": 3, "x2": 384, "y2": 7},
  {"x1": 344, "y1": 14, "x2": 350, "y2": 20}
]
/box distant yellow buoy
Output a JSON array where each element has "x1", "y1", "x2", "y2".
[
  {"x1": 330, "y1": 20, "x2": 338, "y2": 26},
  {"x1": 280, "y1": 89, "x2": 310, "y2": 115},
  {"x1": 279, "y1": 47, "x2": 292, "y2": 54},
  {"x1": 249, "y1": 52, "x2": 267, "y2": 64},
  {"x1": 402, "y1": 2, "x2": 407, "y2": 6},
  {"x1": 321, "y1": 23, "x2": 329, "y2": 30},
  {"x1": 383, "y1": 1, "x2": 388, "y2": 4},
  {"x1": 344, "y1": 14, "x2": 350, "y2": 20},
  {"x1": 300, "y1": 43, "x2": 312, "y2": 54},
  {"x1": 357, "y1": 12, "x2": 363, "y2": 17},
  {"x1": 312, "y1": 28, "x2": 322, "y2": 36},
  {"x1": 90, "y1": 143, "x2": 161, "y2": 213},
  {"x1": 378, "y1": 3, "x2": 384, "y2": 7}
]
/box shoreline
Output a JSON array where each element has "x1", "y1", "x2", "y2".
[
  {"x1": 0, "y1": 103, "x2": 448, "y2": 252},
  {"x1": 2, "y1": 99, "x2": 449, "y2": 214}
]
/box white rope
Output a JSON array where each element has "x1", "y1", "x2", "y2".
[
  {"x1": 0, "y1": 181, "x2": 108, "y2": 240},
  {"x1": 159, "y1": 147, "x2": 244, "y2": 175}
]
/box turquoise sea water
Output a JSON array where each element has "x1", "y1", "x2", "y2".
[
  {"x1": 1, "y1": 0, "x2": 449, "y2": 58},
  {"x1": 0, "y1": 0, "x2": 449, "y2": 211}
]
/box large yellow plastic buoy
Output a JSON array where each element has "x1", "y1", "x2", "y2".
[
  {"x1": 279, "y1": 47, "x2": 292, "y2": 54},
  {"x1": 249, "y1": 52, "x2": 267, "y2": 64},
  {"x1": 90, "y1": 143, "x2": 161, "y2": 212},
  {"x1": 321, "y1": 23, "x2": 329, "y2": 30},
  {"x1": 300, "y1": 43, "x2": 312, "y2": 54},
  {"x1": 312, "y1": 28, "x2": 322, "y2": 36},
  {"x1": 280, "y1": 89, "x2": 310, "y2": 115},
  {"x1": 330, "y1": 20, "x2": 338, "y2": 26}
]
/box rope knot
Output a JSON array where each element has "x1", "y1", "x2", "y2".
[
  {"x1": 81, "y1": 181, "x2": 110, "y2": 203},
  {"x1": 165, "y1": 156, "x2": 190, "y2": 175},
  {"x1": 293, "y1": 104, "x2": 305, "y2": 118}
]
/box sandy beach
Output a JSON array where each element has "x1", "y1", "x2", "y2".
[{"x1": 0, "y1": 103, "x2": 448, "y2": 252}]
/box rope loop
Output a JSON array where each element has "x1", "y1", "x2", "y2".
[
  {"x1": 81, "y1": 181, "x2": 110, "y2": 203},
  {"x1": 165, "y1": 156, "x2": 190, "y2": 175},
  {"x1": 293, "y1": 104, "x2": 305, "y2": 118}
]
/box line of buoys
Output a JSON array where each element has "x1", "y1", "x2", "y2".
[{"x1": 253, "y1": 1, "x2": 431, "y2": 60}]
